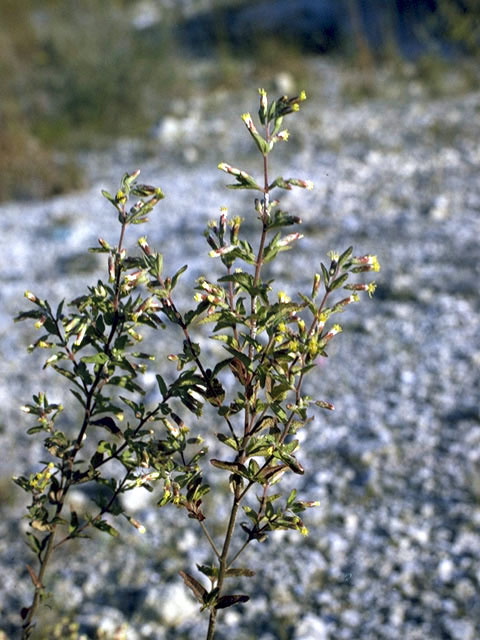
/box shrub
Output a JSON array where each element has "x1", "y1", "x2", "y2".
[{"x1": 15, "y1": 88, "x2": 379, "y2": 639}]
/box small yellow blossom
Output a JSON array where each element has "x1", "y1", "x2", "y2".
[{"x1": 278, "y1": 291, "x2": 291, "y2": 303}]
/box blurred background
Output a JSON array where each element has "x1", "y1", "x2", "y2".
[
  {"x1": 1, "y1": 0, "x2": 479, "y2": 202},
  {"x1": 1, "y1": 1, "x2": 480, "y2": 639}
]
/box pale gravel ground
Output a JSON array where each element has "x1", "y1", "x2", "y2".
[{"x1": 1, "y1": 60, "x2": 479, "y2": 639}]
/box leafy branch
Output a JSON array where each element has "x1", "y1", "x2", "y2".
[{"x1": 15, "y1": 88, "x2": 379, "y2": 640}]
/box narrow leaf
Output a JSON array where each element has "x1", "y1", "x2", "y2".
[
  {"x1": 91, "y1": 417, "x2": 121, "y2": 435},
  {"x1": 81, "y1": 352, "x2": 109, "y2": 365},
  {"x1": 171, "y1": 265, "x2": 188, "y2": 289},
  {"x1": 26, "y1": 564, "x2": 42, "y2": 589},
  {"x1": 328, "y1": 273, "x2": 349, "y2": 292},
  {"x1": 215, "y1": 594, "x2": 249, "y2": 609},
  {"x1": 156, "y1": 374, "x2": 168, "y2": 398},
  {"x1": 196, "y1": 564, "x2": 219, "y2": 579},
  {"x1": 225, "y1": 568, "x2": 256, "y2": 578},
  {"x1": 179, "y1": 570, "x2": 207, "y2": 603}
]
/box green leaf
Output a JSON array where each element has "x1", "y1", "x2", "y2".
[
  {"x1": 97, "y1": 440, "x2": 113, "y2": 455},
  {"x1": 14, "y1": 309, "x2": 46, "y2": 323},
  {"x1": 194, "y1": 311, "x2": 222, "y2": 326},
  {"x1": 90, "y1": 451, "x2": 104, "y2": 469},
  {"x1": 260, "y1": 463, "x2": 288, "y2": 485},
  {"x1": 298, "y1": 293, "x2": 316, "y2": 315},
  {"x1": 101, "y1": 189, "x2": 118, "y2": 207},
  {"x1": 242, "y1": 505, "x2": 258, "y2": 523},
  {"x1": 223, "y1": 347, "x2": 252, "y2": 373},
  {"x1": 338, "y1": 246, "x2": 354, "y2": 269},
  {"x1": 321, "y1": 263, "x2": 330, "y2": 288},
  {"x1": 275, "y1": 451, "x2": 304, "y2": 475},
  {"x1": 248, "y1": 459, "x2": 260, "y2": 477},
  {"x1": 245, "y1": 436, "x2": 272, "y2": 457},
  {"x1": 93, "y1": 519, "x2": 119, "y2": 537},
  {"x1": 108, "y1": 376, "x2": 144, "y2": 394},
  {"x1": 196, "y1": 564, "x2": 218, "y2": 579},
  {"x1": 210, "y1": 459, "x2": 248, "y2": 477},
  {"x1": 271, "y1": 404, "x2": 288, "y2": 423},
  {"x1": 184, "y1": 300, "x2": 211, "y2": 326},
  {"x1": 266, "y1": 209, "x2": 302, "y2": 230},
  {"x1": 25, "y1": 532, "x2": 42, "y2": 556},
  {"x1": 52, "y1": 366, "x2": 76, "y2": 384},
  {"x1": 91, "y1": 417, "x2": 121, "y2": 436},
  {"x1": 216, "y1": 435, "x2": 238, "y2": 452},
  {"x1": 328, "y1": 273, "x2": 349, "y2": 292},
  {"x1": 287, "y1": 488, "x2": 297, "y2": 507},
  {"x1": 69, "y1": 509, "x2": 79, "y2": 533},
  {"x1": 171, "y1": 265, "x2": 188, "y2": 289},
  {"x1": 27, "y1": 425, "x2": 46, "y2": 435},
  {"x1": 81, "y1": 352, "x2": 109, "y2": 365},
  {"x1": 251, "y1": 416, "x2": 277, "y2": 434},
  {"x1": 156, "y1": 374, "x2": 168, "y2": 398}
]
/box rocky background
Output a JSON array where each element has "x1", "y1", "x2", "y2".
[{"x1": 1, "y1": 2, "x2": 480, "y2": 639}]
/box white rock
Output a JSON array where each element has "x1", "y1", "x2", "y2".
[
  {"x1": 295, "y1": 613, "x2": 329, "y2": 640},
  {"x1": 438, "y1": 557, "x2": 454, "y2": 582},
  {"x1": 120, "y1": 486, "x2": 152, "y2": 513},
  {"x1": 160, "y1": 583, "x2": 197, "y2": 626}
]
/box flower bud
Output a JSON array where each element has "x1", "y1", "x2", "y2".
[
  {"x1": 138, "y1": 236, "x2": 152, "y2": 256},
  {"x1": 277, "y1": 232, "x2": 304, "y2": 247},
  {"x1": 24, "y1": 291, "x2": 38, "y2": 303},
  {"x1": 351, "y1": 255, "x2": 380, "y2": 272},
  {"x1": 132, "y1": 183, "x2": 157, "y2": 197},
  {"x1": 94, "y1": 283, "x2": 107, "y2": 298},
  {"x1": 209, "y1": 245, "x2": 237, "y2": 258},
  {"x1": 258, "y1": 88, "x2": 268, "y2": 123},
  {"x1": 275, "y1": 129, "x2": 289, "y2": 142},
  {"x1": 34, "y1": 316, "x2": 47, "y2": 330},
  {"x1": 218, "y1": 162, "x2": 238, "y2": 175},
  {"x1": 134, "y1": 297, "x2": 158, "y2": 318},
  {"x1": 323, "y1": 324, "x2": 342, "y2": 343},
  {"x1": 127, "y1": 327, "x2": 143, "y2": 342},
  {"x1": 65, "y1": 316, "x2": 81, "y2": 333},
  {"x1": 241, "y1": 112, "x2": 258, "y2": 134},
  {"x1": 336, "y1": 293, "x2": 359, "y2": 307},
  {"x1": 344, "y1": 282, "x2": 378, "y2": 298},
  {"x1": 124, "y1": 270, "x2": 144, "y2": 285},
  {"x1": 127, "y1": 516, "x2": 146, "y2": 534},
  {"x1": 230, "y1": 216, "x2": 242, "y2": 244},
  {"x1": 205, "y1": 234, "x2": 217, "y2": 251},
  {"x1": 74, "y1": 324, "x2": 88, "y2": 346},
  {"x1": 288, "y1": 178, "x2": 314, "y2": 190},
  {"x1": 108, "y1": 257, "x2": 116, "y2": 282},
  {"x1": 115, "y1": 190, "x2": 127, "y2": 205},
  {"x1": 316, "y1": 311, "x2": 327, "y2": 331},
  {"x1": 316, "y1": 400, "x2": 335, "y2": 411},
  {"x1": 312, "y1": 273, "x2": 321, "y2": 298},
  {"x1": 219, "y1": 208, "x2": 227, "y2": 240}
]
